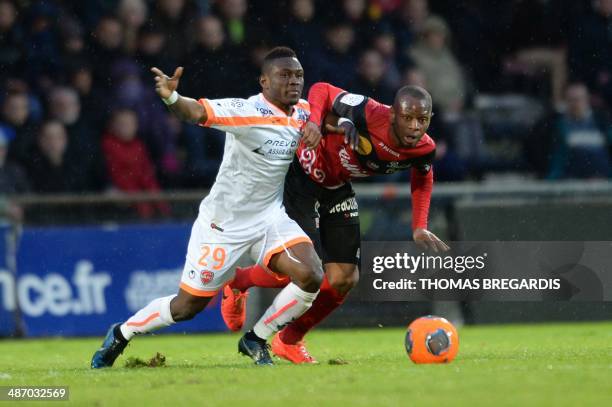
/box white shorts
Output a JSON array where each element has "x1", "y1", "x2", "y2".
[{"x1": 179, "y1": 211, "x2": 311, "y2": 297}]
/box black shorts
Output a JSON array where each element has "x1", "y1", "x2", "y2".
[{"x1": 283, "y1": 157, "x2": 360, "y2": 264}]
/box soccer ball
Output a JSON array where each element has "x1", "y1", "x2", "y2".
[{"x1": 405, "y1": 316, "x2": 459, "y2": 364}]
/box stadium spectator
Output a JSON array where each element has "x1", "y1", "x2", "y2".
[
  {"x1": 215, "y1": 0, "x2": 272, "y2": 87},
  {"x1": 117, "y1": 0, "x2": 148, "y2": 54},
  {"x1": 67, "y1": 63, "x2": 107, "y2": 130},
  {"x1": 68, "y1": 0, "x2": 119, "y2": 30},
  {"x1": 27, "y1": 120, "x2": 85, "y2": 193},
  {"x1": 87, "y1": 16, "x2": 125, "y2": 86},
  {"x1": 179, "y1": 14, "x2": 232, "y2": 187},
  {"x1": 182, "y1": 15, "x2": 240, "y2": 98},
  {"x1": 102, "y1": 108, "x2": 170, "y2": 218},
  {"x1": 500, "y1": 0, "x2": 574, "y2": 108},
  {"x1": 310, "y1": 20, "x2": 358, "y2": 89},
  {"x1": 134, "y1": 23, "x2": 174, "y2": 79},
  {"x1": 338, "y1": 0, "x2": 380, "y2": 46},
  {"x1": 68, "y1": 63, "x2": 92, "y2": 98},
  {"x1": 370, "y1": 0, "x2": 402, "y2": 15},
  {"x1": 350, "y1": 49, "x2": 395, "y2": 105},
  {"x1": 0, "y1": 0, "x2": 24, "y2": 78},
  {"x1": 215, "y1": 0, "x2": 250, "y2": 47},
  {"x1": 48, "y1": 86, "x2": 93, "y2": 141},
  {"x1": 150, "y1": 0, "x2": 197, "y2": 63},
  {"x1": 180, "y1": 123, "x2": 225, "y2": 188},
  {"x1": 239, "y1": 38, "x2": 272, "y2": 95},
  {"x1": 2, "y1": 92, "x2": 37, "y2": 166},
  {"x1": 110, "y1": 59, "x2": 180, "y2": 181},
  {"x1": 391, "y1": 0, "x2": 431, "y2": 62},
  {"x1": 282, "y1": 0, "x2": 322, "y2": 80},
  {"x1": 546, "y1": 83, "x2": 612, "y2": 180},
  {"x1": 569, "y1": 0, "x2": 612, "y2": 109},
  {"x1": 47, "y1": 86, "x2": 108, "y2": 191},
  {"x1": 371, "y1": 26, "x2": 403, "y2": 89},
  {"x1": 0, "y1": 127, "x2": 29, "y2": 196},
  {"x1": 58, "y1": 15, "x2": 87, "y2": 76},
  {"x1": 23, "y1": 1, "x2": 62, "y2": 87},
  {"x1": 409, "y1": 16, "x2": 466, "y2": 114},
  {"x1": 435, "y1": 0, "x2": 510, "y2": 93}
]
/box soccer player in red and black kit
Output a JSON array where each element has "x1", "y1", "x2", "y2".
[{"x1": 222, "y1": 82, "x2": 449, "y2": 363}]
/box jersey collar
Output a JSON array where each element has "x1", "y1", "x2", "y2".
[{"x1": 260, "y1": 93, "x2": 295, "y2": 117}]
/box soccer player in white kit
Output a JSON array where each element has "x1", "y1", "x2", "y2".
[{"x1": 91, "y1": 47, "x2": 323, "y2": 367}]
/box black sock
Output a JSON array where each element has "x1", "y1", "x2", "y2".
[
  {"x1": 113, "y1": 324, "x2": 128, "y2": 343},
  {"x1": 245, "y1": 330, "x2": 266, "y2": 343}
]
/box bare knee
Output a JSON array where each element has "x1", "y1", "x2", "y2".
[
  {"x1": 170, "y1": 294, "x2": 209, "y2": 322},
  {"x1": 327, "y1": 265, "x2": 359, "y2": 295},
  {"x1": 291, "y1": 263, "x2": 324, "y2": 293},
  {"x1": 270, "y1": 242, "x2": 323, "y2": 292}
]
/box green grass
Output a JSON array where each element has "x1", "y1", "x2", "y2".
[{"x1": 1, "y1": 322, "x2": 611, "y2": 406}]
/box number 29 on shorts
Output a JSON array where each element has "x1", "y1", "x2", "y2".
[{"x1": 198, "y1": 245, "x2": 226, "y2": 270}]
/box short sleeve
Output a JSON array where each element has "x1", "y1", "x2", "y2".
[{"x1": 198, "y1": 98, "x2": 260, "y2": 137}]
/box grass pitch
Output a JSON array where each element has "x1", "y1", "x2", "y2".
[{"x1": 1, "y1": 322, "x2": 611, "y2": 406}]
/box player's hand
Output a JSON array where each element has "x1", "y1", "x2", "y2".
[
  {"x1": 302, "y1": 121, "x2": 322, "y2": 150},
  {"x1": 413, "y1": 228, "x2": 450, "y2": 253},
  {"x1": 151, "y1": 66, "x2": 183, "y2": 99},
  {"x1": 325, "y1": 119, "x2": 358, "y2": 151}
]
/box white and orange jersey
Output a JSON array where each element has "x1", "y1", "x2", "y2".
[{"x1": 196, "y1": 93, "x2": 310, "y2": 234}]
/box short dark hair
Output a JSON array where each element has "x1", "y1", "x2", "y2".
[
  {"x1": 262, "y1": 46, "x2": 298, "y2": 73},
  {"x1": 394, "y1": 85, "x2": 432, "y2": 110}
]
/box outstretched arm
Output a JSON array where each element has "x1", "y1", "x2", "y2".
[
  {"x1": 411, "y1": 167, "x2": 449, "y2": 253},
  {"x1": 151, "y1": 66, "x2": 206, "y2": 124}
]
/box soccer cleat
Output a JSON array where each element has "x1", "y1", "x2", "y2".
[
  {"x1": 271, "y1": 333, "x2": 318, "y2": 364},
  {"x1": 91, "y1": 323, "x2": 129, "y2": 369},
  {"x1": 238, "y1": 334, "x2": 274, "y2": 366},
  {"x1": 221, "y1": 284, "x2": 249, "y2": 332}
]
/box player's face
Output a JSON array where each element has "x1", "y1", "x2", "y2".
[
  {"x1": 390, "y1": 96, "x2": 432, "y2": 148},
  {"x1": 261, "y1": 57, "x2": 304, "y2": 109}
]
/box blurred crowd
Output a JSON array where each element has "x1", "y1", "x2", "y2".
[{"x1": 1, "y1": 0, "x2": 612, "y2": 218}]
